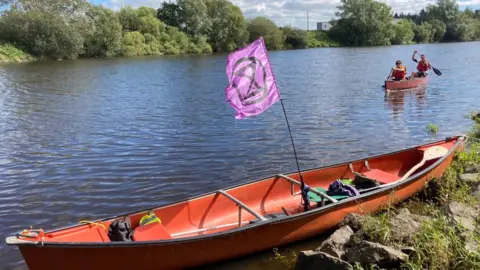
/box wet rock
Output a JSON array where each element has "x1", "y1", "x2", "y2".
[
  {"x1": 443, "y1": 202, "x2": 477, "y2": 232},
  {"x1": 316, "y1": 225, "x2": 353, "y2": 258},
  {"x1": 390, "y1": 208, "x2": 430, "y2": 244},
  {"x1": 345, "y1": 240, "x2": 408, "y2": 268},
  {"x1": 465, "y1": 165, "x2": 480, "y2": 174},
  {"x1": 338, "y1": 213, "x2": 366, "y2": 232},
  {"x1": 294, "y1": 250, "x2": 353, "y2": 270},
  {"x1": 459, "y1": 173, "x2": 480, "y2": 184}
]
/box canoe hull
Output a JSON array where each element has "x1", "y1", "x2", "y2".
[
  {"x1": 385, "y1": 76, "x2": 428, "y2": 90},
  {"x1": 11, "y1": 137, "x2": 463, "y2": 270}
]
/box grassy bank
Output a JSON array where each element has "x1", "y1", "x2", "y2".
[
  {"x1": 307, "y1": 31, "x2": 340, "y2": 48},
  {"x1": 0, "y1": 43, "x2": 35, "y2": 63},
  {"x1": 272, "y1": 112, "x2": 480, "y2": 269}
]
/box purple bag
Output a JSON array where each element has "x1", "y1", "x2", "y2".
[{"x1": 327, "y1": 180, "x2": 360, "y2": 197}]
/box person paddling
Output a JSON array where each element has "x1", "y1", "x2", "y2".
[
  {"x1": 389, "y1": 60, "x2": 407, "y2": 81},
  {"x1": 411, "y1": 50, "x2": 431, "y2": 78}
]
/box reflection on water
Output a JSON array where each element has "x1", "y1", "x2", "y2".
[
  {"x1": 384, "y1": 86, "x2": 427, "y2": 118},
  {"x1": 1, "y1": 42, "x2": 480, "y2": 269}
]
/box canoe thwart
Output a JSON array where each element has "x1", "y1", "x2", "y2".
[
  {"x1": 275, "y1": 174, "x2": 338, "y2": 203},
  {"x1": 216, "y1": 190, "x2": 267, "y2": 221}
]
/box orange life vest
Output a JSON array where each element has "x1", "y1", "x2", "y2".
[
  {"x1": 417, "y1": 60, "x2": 429, "y2": 72},
  {"x1": 392, "y1": 65, "x2": 406, "y2": 79}
]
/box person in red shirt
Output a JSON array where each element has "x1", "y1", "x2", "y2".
[
  {"x1": 389, "y1": 60, "x2": 407, "y2": 81},
  {"x1": 411, "y1": 50, "x2": 431, "y2": 78}
]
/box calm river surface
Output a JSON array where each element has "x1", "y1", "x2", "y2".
[{"x1": 1, "y1": 41, "x2": 480, "y2": 269}]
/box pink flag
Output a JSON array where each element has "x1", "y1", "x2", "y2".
[{"x1": 225, "y1": 37, "x2": 280, "y2": 119}]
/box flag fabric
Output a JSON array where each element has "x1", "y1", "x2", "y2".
[{"x1": 224, "y1": 37, "x2": 280, "y2": 119}]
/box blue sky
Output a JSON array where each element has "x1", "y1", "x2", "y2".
[{"x1": 90, "y1": 0, "x2": 480, "y2": 29}]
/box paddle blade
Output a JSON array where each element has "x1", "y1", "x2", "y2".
[
  {"x1": 423, "y1": 146, "x2": 448, "y2": 160},
  {"x1": 432, "y1": 66, "x2": 442, "y2": 76}
]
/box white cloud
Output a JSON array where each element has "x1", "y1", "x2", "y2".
[{"x1": 101, "y1": 0, "x2": 469, "y2": 29}]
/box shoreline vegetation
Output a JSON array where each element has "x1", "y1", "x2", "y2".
[
  {"x1": 0, "y1": 0, "x2": 479, "y2": 63},
  {"x1": 271, "y1": 111, "x2": 480, "y2": 270},
  {"x1": 0, "y1": 42, "x2": 35, "y2": 63}
]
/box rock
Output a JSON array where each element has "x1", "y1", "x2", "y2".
[
  {"x1": 345, "y1": 241, "x2": 408, "y2": 268},
  {"x1": 294, "y1": 250, "x2": 353, "y2": 270},
  {"x1": 338, "y1": 213, "x2": 365, "y2": 232},
  {"x1": 390, "y1": 208, "x2": 430, "y2": 244},
  {"x1": 443, "y1": 202, "x2": 477, "y2": 232},
  {"x1": 401, "y1": 247, "x2": 421, "y2": 263},
  {"x1": 465, "y1": 165, "x2": 480, "y2": 174},
  {"x1": 459, "y1": 173, "x2": 480, "y2": 184},
  {"x1": 316, "y1": 226, "x2": 353, "y2": 259},
  {"x1": 462, "y1": 231, "x2": 479, "y2": 254},
  {"x1": 473, "y1": 189, "x2": 480, "y2": 200}
]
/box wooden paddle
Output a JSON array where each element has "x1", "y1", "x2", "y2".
[
  {"x1": 398, "y1": 145, "x2": 448, "y2": 181},
  {"x1": 383, "y1": 68, "x2": 394, "y2": 88},
  {"x1": 358, "y1": 145, "x2": 449, "y2": 193}
]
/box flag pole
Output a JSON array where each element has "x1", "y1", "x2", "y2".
[{"x1": 279, "y1": 98, "x2": 309, "y2": 211}]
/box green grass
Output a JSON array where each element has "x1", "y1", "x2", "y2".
[
  {"x1": 271, "y1": 248, "x2": 297, "y2": 269},
  {"x1": 307, "y1": 30, "x2": 340, "y2": 48},
  {"x1": 0, "y1": 42, "x2": 35, "y2": 63},
  {"x1": 356, "y1": 140, "x2": 480, "y2": 269},
  {"x1": 426, "y1": 123, "x2": 439, "y2": 134}
]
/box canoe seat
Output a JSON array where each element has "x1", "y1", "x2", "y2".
[
  {"x1": 308, "y1": 187, "x2": 349, "y2": 203},
  {"x1": 360, "y1": 169, "x2": 399, "y2": 184},
  {"x1": 132, "y1": 222, "x2": 172, "y2": 241}
]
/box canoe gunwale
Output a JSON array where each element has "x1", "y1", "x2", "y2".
[{"x1": 6, "y1": 135, "x2": 465, "y2": 248}]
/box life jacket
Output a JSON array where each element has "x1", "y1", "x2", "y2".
[
  {"x1": 139, "y1": 211, "x2": 161, "y2": 226},
  {"x1": 417, "y1": 60, "x2": 429, "y2": 72},
  {"x1": 392, "y1": 65, "x2": 406, "y2": 79}
]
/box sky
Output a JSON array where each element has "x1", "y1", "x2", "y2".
[{"x1": 91, "y1": 0, "x2": 480, "y2": 30}]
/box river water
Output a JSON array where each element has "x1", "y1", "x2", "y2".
[{"x1": 1, "y1": 41, "x2": 479, "y2": 269}]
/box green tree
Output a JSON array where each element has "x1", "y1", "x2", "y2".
[
  {"x1": 0, "y1": 7, "x2": 85, "y2": 59},
  {"x1": 247, "y1": 17, "x2": 284, "y2": 50},
  {"x1": 157, "y1": 2, "x2": 180, "y2": 28},
  {"x1": 83, "y1": 5, "x2": 122, "y2": 57},
  {"x1": 143, "y1": 33, "x2": 163, "y2": 55},
  {"x1": 414, "y1": 21, "x2": 435, "y2": 43},
  {"x1": 177, "y1": 0, "x2": 211, "y2": 36},
  {"x1": 391, "y1": 19, "x2": 415, "y2": 45},
  {"x1": 281, "y1": 26, "x2": 308, "y2": 49},
  {"x1": 205, "y1": 0, "x2": 248, "y2": 52},
  {"x1": 329, "y1": 0, "x2": 394, "y2": 46},
  {"x1": 429, "y1": 19, "x2": 446, "y2": 41},
  {"x1": 118, "y1": 6, "x2": 141, "y2": 32},
  {"x1": 137, "y1": 7, "x2": 166, "y2": 38},
  {"x1": 425, "y1": 0, "x2": 459, "y2": 23},
  {"x1": 122, "y1": 31, "x2": 145, "y2": 56}
]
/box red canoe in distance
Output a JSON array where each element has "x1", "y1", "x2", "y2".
[
  {"x1": 385, "y1": 76, "x2": 428, "y2": 91},
  {"x1": 6, "y1": 136, "x2": 465, "y2": 270}
]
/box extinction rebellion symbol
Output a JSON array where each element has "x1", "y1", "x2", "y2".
[{"x1": 231, "y1": 56, "x2": 269, "y2": 106}]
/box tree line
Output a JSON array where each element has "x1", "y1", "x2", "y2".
[
  {"x1": 0, "y1": 0, "x2": 478, "y2": 60},
  {"x1": 329, "y1": 0, "x2": 480, "y2": 46},
  {"x1": 0, "y1": 0, "x2": 336, "y2": 60}
]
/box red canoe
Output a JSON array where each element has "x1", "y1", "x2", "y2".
[
  {"x1": 6, "y1": 136, "x2": 464, "y2": 270},
  {"x1": 385, "y1": 76, "x2": 428, "y2": 90}
]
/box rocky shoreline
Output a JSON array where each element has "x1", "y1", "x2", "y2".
[{"x1": 291, "y1": 113, "x2": 480, "y2": 270}]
